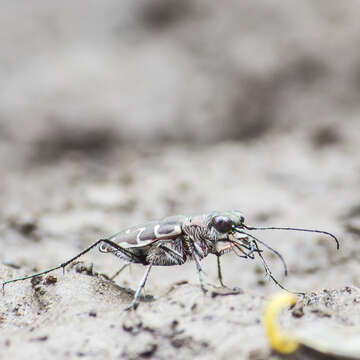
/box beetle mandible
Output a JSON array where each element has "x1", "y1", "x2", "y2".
[{"x1": 2, "y1": 210, "x2": 339, "y2": 310}]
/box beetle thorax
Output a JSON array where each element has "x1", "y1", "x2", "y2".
[
  {"x1": 208, "y1": 226, "x2": 226, "y2": 241},
  {"x1": 182, "y1": 217, "x2": 217, "y2": 257}
]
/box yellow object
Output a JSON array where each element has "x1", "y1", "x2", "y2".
[{"x1": 264, "y1": 292, "x2": 300, "y2": 354}]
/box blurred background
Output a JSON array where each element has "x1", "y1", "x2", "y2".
[{"x1": 1, "y1": 0, "x2": 360, "y2": 294}]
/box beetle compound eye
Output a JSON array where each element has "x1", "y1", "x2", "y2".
[{"x1": 211, "y1": 216, "x2": 233, "y2": 233}]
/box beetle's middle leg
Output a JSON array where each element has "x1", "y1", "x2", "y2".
[
  {"x1": 126, "y1": 244, "x2": 187, "y2": 310},
  {"x1": 191, "y1": 249, "x2": 207, "y2": 294},
  {"x1": 126, "y1": 244, "x2": 186, "y2": 310},
  {"x1": 126, "y1": 259, "x2": 154, "y2": 311}
]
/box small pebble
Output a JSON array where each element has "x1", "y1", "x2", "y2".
[{"x1": 44, "y1": 275, "x2": 57, "y2": 285}]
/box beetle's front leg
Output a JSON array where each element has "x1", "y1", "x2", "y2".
[
  {"x1": 215, "y1": 240, "x2": 259, "y2": 288},
  {"x1": 215, "y1": 246, "x2": 237, "y2": 288},
  {"x1": 215, "y1": 243, "x2": 246, "y2": 288},
  {"x1": 216, "y1": 254, "x2": 226, "y2": 288}
]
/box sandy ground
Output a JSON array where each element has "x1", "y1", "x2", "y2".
[
  {"x1": 1, "y1": 1, "x2": 360, "y2": 359},
  {"x1": 1, "y1": 137, "x2": 360, "y2": 360}
]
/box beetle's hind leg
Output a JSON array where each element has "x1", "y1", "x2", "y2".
[
  {"x1": 110, "y1": 263, "x2": 131, "y2": 280},
  {"x1": 99, "y1": 242, "x2": 140, "y2": 263},
  {"x1": 2, "y1": 238, "x2": 142, "y2": 291},
  {"x1": 99, "y1": 242, "x2": 144, "y2": 280}
]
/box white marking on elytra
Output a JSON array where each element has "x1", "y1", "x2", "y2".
[
  {"x1": 125, "y1": 229, "x2": 131, "y2": 234},
  {"x1": 99, "y1": 243, "x2": 108, "y2": 252},
  {"x1": 154, "y1": 224, "x2": 181, "y2": 239},
  {"x1": 136, "y1": 227, "x2": 146, "y2": 243}
]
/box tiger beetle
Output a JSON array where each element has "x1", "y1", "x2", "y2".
[{"x1": 2, "y1": 210, "x2": 339, "y2": 310}]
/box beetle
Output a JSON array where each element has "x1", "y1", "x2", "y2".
[{"x1": 2, "y1": 210, "x2": 339, "y2": 310}]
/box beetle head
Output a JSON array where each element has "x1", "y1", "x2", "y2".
[{"x1": 209, "y1": 210, "x2": 245, "y2": 234}]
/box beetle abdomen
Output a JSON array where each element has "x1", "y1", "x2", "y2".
[
  {"x1": 98, "y1": 217, "x2": 186, "y2": 265},
  {"x1": 146, "y1": 237, "x2": 186, "y2": 266}
]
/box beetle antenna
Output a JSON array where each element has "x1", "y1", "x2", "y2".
[
  {"x1": 235, "y1": 229, "x2": 288, "y2": 276},
  {"x1": 243, "y1": 225, "x2": 339, "y2": 250}
]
